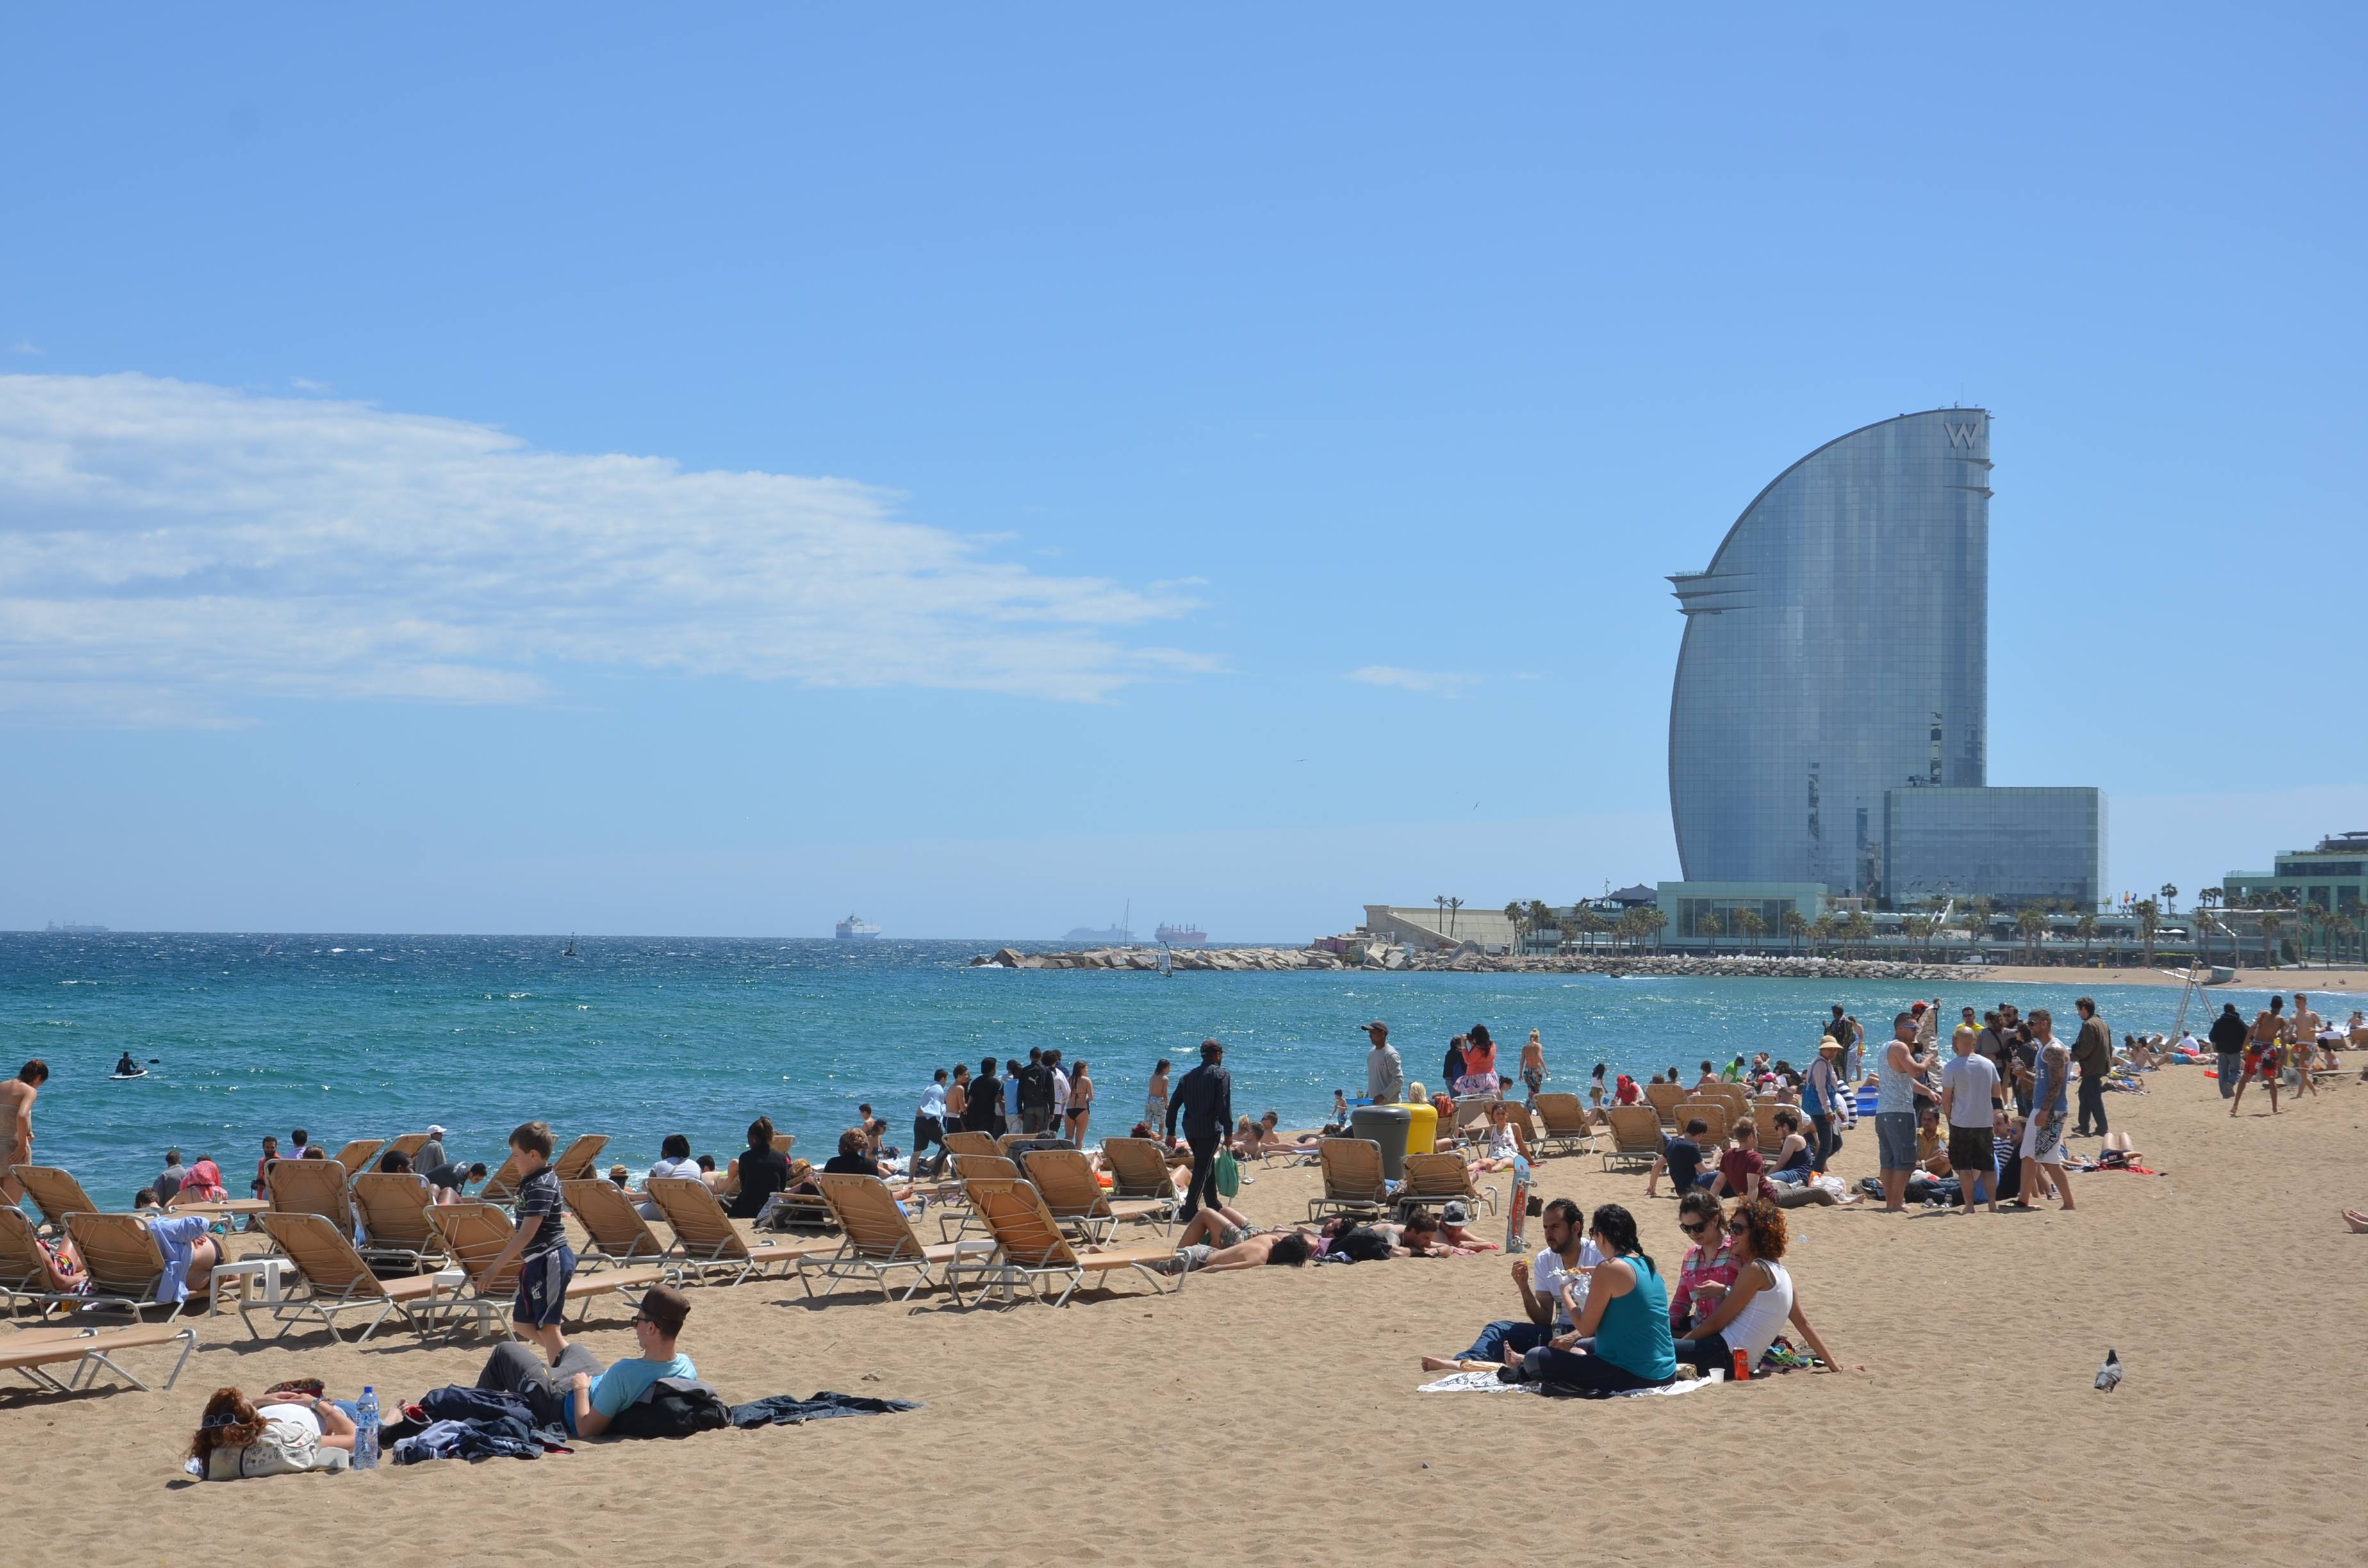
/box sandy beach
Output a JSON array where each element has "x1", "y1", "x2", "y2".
[
  {"x1": 4, "y1": 1053, "x2": 2362, "y2": 1567},
  {"x1": 1980, "y1": 964, "x2": 2368, "y2": 995}
]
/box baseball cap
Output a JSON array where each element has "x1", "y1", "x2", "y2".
[{"x1": 426, "y1": 1124, "x2": 447, "y2": 1138}]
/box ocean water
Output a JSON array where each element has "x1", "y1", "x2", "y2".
[{"x1": 1, "y1": 932, "x2": 2232, "y2": 1204}]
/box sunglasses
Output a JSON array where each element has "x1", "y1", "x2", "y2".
[
  {"x1": 1727, "y1": 1218, "x2": 1750, "y2": 1233},
  {"x1": 1679, "y1": 1220, "x2": 1710, "y2": 1235}
]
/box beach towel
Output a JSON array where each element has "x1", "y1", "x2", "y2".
[
  {"x1": 1418, "y1": 1369, "x2": 1716, "y2": 1399},
  {"x1": 728, "y1": 1391, "x2": 923, "y2": 1427}
]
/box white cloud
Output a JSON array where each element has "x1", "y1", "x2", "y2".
[
  {"x1": 9, "y1": 342, "x2": 38, "y2": 356},
  {"x1": 0, "y1": 373, "x2": 1214, "y2": 724},
  {"x1": 1347, "y1": 665, "x2": 1476, "y2": 697}
]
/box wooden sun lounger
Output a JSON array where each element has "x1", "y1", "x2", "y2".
[
  {"x1": 477, "y1": 1151, "x2": 530, "y2": 1207},
  {"x1": 1601, "y1": 1106, "x2": 1665, "y2": 1171},
  {"x1": 942, "y1": 1131, "x2": 999, "y2": 1161},
  {"x1": 165, "y1": 1188, "x2": 269, "y2": 1221},
  {"x1": 1021, "y1": 1148, "x2": 1169, "y2": 1240},
  {"x1": 1643, "y1": 1082, "x2": 1688, "y2": 1128},
  {"x1": 642, "y1": 1177, "x2": 829, "y2": 1286},
  {"x1": 351, "y1": 1172, "x2": 448, "y2": 1271},
  {"x1": 423, "y1": 1202, "x2": 662, "y2": 1337},
  {"x1": 1100, "y1": 1138, "x2": 1183, "y2": 1224},
  {"x1": 548, "y1": 1134, "x2": 611, "y2": 1185},
  {"x1": 1394, "y1": 1152, "x2": 1499, "y2": 1218},
  {"x1": 801, "y1": 1175, "x2": 992, "y2": 1303},
  {"x1": 0, "y1": 1322, "x2": 197, "y2": 1394},
  {"x1": 561, "y1": 1179, "x2": 673, "y2": 1270},
  {"x1": 61, "y1": 1212, "x2": 179, "y2": 1316},
  {"x1": 0, "y1": 1205, "x2": 70, "y2": 1316},
  {"x1": 10, "y1": 1165, "x2": 106, "y2": 1234},
  {"x1": 1309, "y1": 1138, "x2": 1393, "y2": 1221},
  {"x1": 1676, "y1": 1102, "x2": 1731, "y2": 1145},
  {"x1": 330, "y1": 1139, "x2": 386, "y2": 1179},
  {"x1": 384, "y1": 1132, "x2": 432, "y2": 1164},
  {"x1": 948, "y1": 1177, "x2": 1182, "y2": 1309},
  {"x1": 252, "y1": 1211, "x2": 459, "y2": 1343},
  {"x1": 1531, "y1": 1093, "x2": 1596, "y2": 1158},
  {"x1": 268, "y1": 1157, "x2": 359, "y2": 1240}
]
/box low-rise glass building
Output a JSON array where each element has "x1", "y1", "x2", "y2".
[{"x1": 1882, "y1": 787, "x2": 2105, "y2": 910}]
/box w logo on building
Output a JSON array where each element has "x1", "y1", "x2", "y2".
[{"x1": 1944, "y1": 421, "x2": 1982, "y2": 449}]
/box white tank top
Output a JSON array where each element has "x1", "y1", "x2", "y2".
[{"x1": 1725, "y1": 1259, "x2": 1794, "y2": 1361}]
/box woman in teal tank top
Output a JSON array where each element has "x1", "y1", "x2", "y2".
[{"x1": 1501, "y1": 1204, "x2": 1677, "y2": 1393}]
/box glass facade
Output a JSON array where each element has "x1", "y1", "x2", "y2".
[
  {"x1": 1668, "y1": 409, "x2": 1993, "y2": 897},
  {"x1": 1882, "y1": 787, "x2": 2105, "y2": 910}
]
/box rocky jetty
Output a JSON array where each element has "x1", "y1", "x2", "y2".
[{"x1": 971, "y1": 945, "x2": 1971, "y2": 982}]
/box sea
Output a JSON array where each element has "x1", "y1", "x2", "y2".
[{"x1": 2, "y1": 931, "x2": 2237, "y2": 1204}]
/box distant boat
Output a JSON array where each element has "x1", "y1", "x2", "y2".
[
  {"x1": 835, "y1": 915, "x2": 882, "y2": 940},
  {"x1": 44, "y1": 921, "x2": 108, "y2": 935},
  {"x1": 1155, "y1": 922, "x2": 1208, "y2": 945},
  {"x1": 1065, "y1": 902, "x2": 1134, "y2": 945}
]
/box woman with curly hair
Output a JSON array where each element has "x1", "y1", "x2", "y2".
[
  {"x1": 188, "y1": 1385, "x2": 358, "y2": 1480},
  {"x1": 1671, "y1": 1198, "x2": 1854, "y2": 1376}
]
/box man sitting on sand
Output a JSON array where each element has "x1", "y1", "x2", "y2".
[
  {"x1": 1644, "y1": 1118, "x2": 1715, "y2": 1199},
  {"x1": 1420, "y1": 1197, "x2": 1598, "y2": 1373},
  {"x1": 472, "y1": 1282, "x2": 698, "y2": 1436}
]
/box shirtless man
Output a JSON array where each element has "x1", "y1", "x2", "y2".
[
  {"x1": 2232, "y1": 997, "x2": 2285, "y2": 1117},
  {"x1": 1165, "y1": 1205, "x2": 1317, "y2": 1271},
  {"x1": 2289, "y1": 994, "x2": 2324, "y2": 1095},
  {"x1": 0, "y1": 1060, "x2": 47, "y2": 1205}
]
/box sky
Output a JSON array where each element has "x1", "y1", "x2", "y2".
[{"x1": 2, "y1": 6, "x2": 2362, "y2": 939}]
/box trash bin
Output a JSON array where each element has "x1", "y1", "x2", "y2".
[
  {"x1": 1401, "y1": 1101, "x2": 1437, "y2": 1164},
  {"x1": 1350, "y1": 1104, "x2": 1411, "y2": 1183}
]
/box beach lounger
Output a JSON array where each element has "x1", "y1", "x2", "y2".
[
  {"x1": 1021, "y1": 1148, "x2": 1169, "y2": 1241},
  {"x1": 549, "y1": 1134, "x2": 611, "y2": 1185},
  {"x1": 1676, "y1": 1102, "x2": 1731, "y2": 1145},
  {"x1": 1643, "y1": 1082, "x2": 1687, "y2": 1127},
  {"x1": 1308, "y1": 1138, "x2": 1394, "y2": 1221},
  {"x1": 801, "y1": 1174, "x2": 991, "y2": 1303},
  {"x1": 423, "y1": 1202, "x2": 662, "y2": 1333},
  {"x1": 476, "y1": 1150, "x2": 530, "y2": 1207},
  {"x1": 60, "y1": 1212, "x2": 179, "y2": 1316},
  {"x1": 1531, "y1": 1094, "x2": 1596, "y2": 1158},
  {"x1": 1100, "y1": 1138, "x2": 1183, "y2": 1223},
  {"x1": 1601, "y1": 1106, "x2": 1665, "y2": 1172},
  {"x1": 1449, "y1": 1095, "x2": 1497, "y2": 1146},
  {"x1": 561, "y1": 1179, "x2": 673, "y2": 1270},
  {"x1": 950, "y1": 1154, "x2": 1019, "y2": 1181},
  {"x1": 10, "y1": 1165, "x2": 106, "y2": 1234},
  {"x1": 350, "y1": 1172, "x2": 448, "y2": 1271},
  {"x1": 642, "y1": 1177, "x2": 826, "y2": 1286},
  {"x1": 1704, "y1": 1085, "x2": 1750, "y2": 1123},
  {"x1": 384, "y1": 1132, "x2": 431, "y2": 1164},
  {"x1": 943, "y1": 1131, "x2": 999, "y2": 1161},
  {"x1": 0, "y1": 1323, "x2": 197, "y2": 1394},
  {"x1": 0, "y1": 1205, "x2": 71, "y2": 1316},
  {"x1": 946, "y1": 1177, "x2": 1181, "y2": 1309},
  {"x1": 164, "y1": 1187, "x2": 268, "y2": 1221},
  {"x1": 1395, "y1": 1152, "x2": 1499, "y2": 1218},
  {"x1": 330, "y1": 1139, "x2": 386, "y2": 1179},
  {"x1": 268, "y1": 1156, "x2": 359, "y2": 1239},
  {"x1": 252, "y1": 1211, "x2": 457, "y2": 1343}
]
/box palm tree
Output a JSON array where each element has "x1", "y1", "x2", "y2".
[
  {"x1": 1810, "y1": 913, "x2": 1835, "y2": 957},
  {"x1": 2076, "y1": 912, "x2": 2098, "y2": 965},
  {"x1": 1781, "y1": 908, "x2": 1809, "y2": 955},
  {"x1": 1644, "y1": 908, "x2": 1669, "y2": 952},
  {"x1": 1528, "y1": 900, "x2": 1558, "y2": 952},
  {"x1": 1845, "y1": 910, "x2": 1875, "y2": 960},
  {"x1": 1578, "y1": 908, "x2": 1609, "y2": 955},
  {"x1": 2301, "y1": 902, "x2": 2328, "y2": 968},
  {"x1": 2159, "y1": 883, "x2": 2178, "y2": 916},
  {"x1": 1736, "y1": 908, "x2": 1768, "y2": 954},
  {"x1": 2015, "y1": 906, "x2": 2048, "y2": 963},
  {"x1": 1502, "y1": 900, "x2": 1528, "y2": 952},
  {"x1": 2136, "y1": 897, "x2": 2160, "y2": 969},
  {"x1": 1697, "y1": 910, "x2": 1723, "y2": 956},
  {"x1": 2258, "y1": 907, "x2": 2284, "y2": 968},
  {"x1": 2200, "y1": 886, "x2": 2223, "y2": 909}
]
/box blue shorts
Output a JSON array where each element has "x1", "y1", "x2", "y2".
[
  {"x1": 1875, "y1": 1111, "x2": 1918, "y2": 1172},
  {"x1": 513, "y1": 1241, "x2": 576, "y2": 1328}
]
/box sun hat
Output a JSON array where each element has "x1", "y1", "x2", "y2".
[
  {"x1": 1442, "y1": 1200, "x2": 1471, "y2": 1224},
  {"x1": 1818, "y1": 1036, "x2": 1842, "y2": 1054}
]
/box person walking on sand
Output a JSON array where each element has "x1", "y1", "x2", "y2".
[
  {"x1": 1876, "y1": 1012, "x2": 1932, "y2": 1213},
  {"x1": 2016, "y1": 1036, "x2": 2075, "y2": 1211},
  {"x1": 2071, "y1": 997, "x2": 2113, "y2": 1138},
  {"x1": 1519, "y1": 1029, "x2": 1546, "y2": 1101},
  {"x1": 1364, "y1": 1023, "x2": 1402, "y2": 1105},
  {"x1": 2233, "y1": 998, "x2": 2286, "y2": 1117},
  {"x1": 0, "y1": 1061, "x2": 46, "y2": 1206},
  {"x1": 2208, "y1": 1003, "x2": 2248, "y2": 1099},
  {"x1": 1165, "y1": 1039, "x2": 1233, "y2": 1223},
  {"x1": 2289, "y1": 993, "x2": 2323, "y2": 1098}
]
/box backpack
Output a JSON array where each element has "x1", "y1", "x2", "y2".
[
  {"x1": 607, "y1": 1378, "x2": 730, "y2": 1440},
  {"x1": 1332, "y1": 1225, "x2": 1395, "y2": 1264}
]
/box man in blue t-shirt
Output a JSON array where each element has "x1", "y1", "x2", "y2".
[
  {"x1": 1643, "y1": 1118, "x2": 1714, "y2": 1198},
  {"x1": 471, "y1": 1283, "x2": 700, "y2": 1436}
]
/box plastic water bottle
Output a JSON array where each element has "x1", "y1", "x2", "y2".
[{"x1": 353, "y1": 1386, "x2": 379, "y2": 1470}]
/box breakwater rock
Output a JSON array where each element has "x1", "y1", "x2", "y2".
[{"x1": 971, "y1": 946, "x2": 1973, "y2": 982}]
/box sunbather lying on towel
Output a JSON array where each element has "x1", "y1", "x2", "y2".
[
  {"x1": 1167, "y1": 1207, "x2": 1318, "y2": 1272},
  {"x1": 189, "y1": 1385, "x2": 359, "y2": 1479}
]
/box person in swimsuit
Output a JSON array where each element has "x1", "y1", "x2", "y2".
[
  {"x1": 2233, "y1": 997, "x2": 2285, "y2": 1117},
  {"x1": 1472, "y1": 1101, "x2": 1529, "y2": 1172},
  {"x1": 1143, "y1": 1059, "x2": 1171, "y2": 1133},
  {"x1": 1064, "y1": 1059, "x2": 1094, "y2": 1147},
  {"x1": 0, "y1": 1060, "x2": 45, "y2": 1206}
]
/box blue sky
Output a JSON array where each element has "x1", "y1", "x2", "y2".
[{"x1": 3, "y1": 7, "x2": 2362, "y2": 938}]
